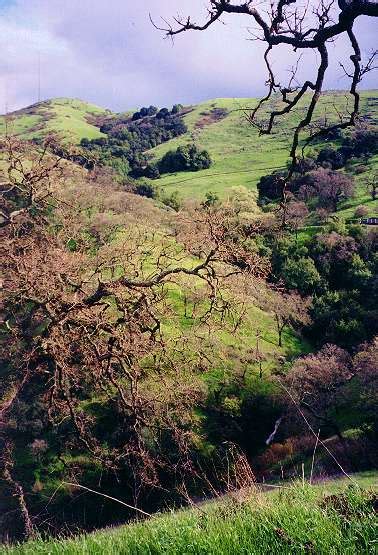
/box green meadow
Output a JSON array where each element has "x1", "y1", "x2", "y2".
[
  {"x1": 2, "y1": 91, "x2": 377, "y2": 209},
  {"x1": 147, "y1": 91, "x2": 378, "y2": 205},
  {"x1": 0, "y1": 98, "x2": 108, "y2": 143}
]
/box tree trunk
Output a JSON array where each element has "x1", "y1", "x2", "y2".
[
  {"x1": 2, "y1": 444, "x2": 35, "y2": 540},
  {"x1": 275, "y1": 315, "x2": 284, "y2": 347}
]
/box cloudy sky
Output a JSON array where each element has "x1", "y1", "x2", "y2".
[{"x1": 0, "y1": 0, "x2": 376, "y2": 113}]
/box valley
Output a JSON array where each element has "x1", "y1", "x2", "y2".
[{"x1": 1, "y1": 90, "x2": 377, "y2": 549}]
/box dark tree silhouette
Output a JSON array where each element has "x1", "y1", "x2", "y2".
[{"x1": 153, "y1": 0, "x2": 377, "y2": 207}]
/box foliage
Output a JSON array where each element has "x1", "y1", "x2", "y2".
[
  {"x1": 340, "y1": 126, "x2": 378, "y2": 159},
  {"x1": 158, "y1": 144, "x2": 212, "y2": 174},
  {"x1": 281, "y1": 257, "x2": 321, "y2": 296},
  {"x1": 1, "y1": 138, "x2": 279, "y2": 540},
  {"x1": 301, "y1": 169, "x2": 355, "y2": 211},
  {"x1": 1, "y1": 91, "x2": 377, "y2": 544},
  {"x1": 317, "y1": 147, "x2": 345, "y2": 170},
  {"x1": 131, "y1": 181, "x2": 156, "y2": 198},
  {"x1": 257, "y1": 171, "x2": 285, "y2": 202},
  {"x1": 132, "y1": 105, "x2": 158, "y2": 120},
  {"x1": 305, "y1": 228, "x2": 377, "y2": 348},
  {"x1": 284, "y1": 199, "x2": 309, "y2": 235},
  {"x1": 284, "y1": 339, "x2": 378, "y2": 440},
  {"x1": 80, "y1": 106, "x2": 188, "y2": 177},
  {"x1": 355, "y1": 204, "x2": 369, "y2": 218},
  {"x1": 202, "y1": 191, "x2": 219, "y2": 208},
  {"x1": 161, "y1": 191, "x2": 181, "y2": 211}
]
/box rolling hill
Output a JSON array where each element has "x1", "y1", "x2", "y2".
[
  {"x1": 0, "y1": 98, "x2": 110, "y2": 144},
  {"x1": 1, "y1": 92, "x2": 377, "y2": 547},
  {"x1": 1, "y1": 91, "x2": 377, "y2": 217},
  {"x1": 148, "y1": 92, "x2": 378, "y2": 202}
]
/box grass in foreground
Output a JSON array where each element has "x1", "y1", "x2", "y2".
[{"x1": 3, "y1": 474, "x2": 377, "y2": 554}]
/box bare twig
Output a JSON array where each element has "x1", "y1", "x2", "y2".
[{"x1": 62, "y1": 483, "x2": 151, "y2": 517}]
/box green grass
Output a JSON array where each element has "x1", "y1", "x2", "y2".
[
  {"x1": 148, "y1": 91, "x2": 378, "y2": 203},
  {"x1": 1, "y1": 93, "x2": 377, "y2": 555},
  {"x1": 2, "y1": 474, "x2": 377, "y2": 554},
  {"x1": 149, "y1": 97, "x2": 290, "y2": 200},
  {"x1": 1, "y1": 91, "x2": 377, "y2": 209},
  {"x1": 0, "y1": 98, "x2": 109, "y2": 143},
  {"x1": 337, "y1": 154, "x2": 378, "y2": 218},
  {"x1": 109, "y1": 229, "x2": 308, "y2": 367}
]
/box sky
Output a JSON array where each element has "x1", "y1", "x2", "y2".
[{"x1": 0, "y1": 0, "x2": 376, "y2": 113}]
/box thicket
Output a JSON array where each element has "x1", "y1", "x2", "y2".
[
  {"x1": 260, "y1": 216, "x2": 378, "y2": 349},
  {"x1": 202, "y1": 225, "x2": 378, "y2": 476},
  {"x1": 314, "y1": 126, "x2": 378, "y2": 169},
  {"x1": 0, "y1": 137, "x2": 271, "y2": 541},
  {"x1": 80, "y1": 104, "x2": 188, "y2": 178},
  {"x1": 257, "y1": 125, "x2": 377, "y2": 206},
  {"x1": 158, "y1": 144, "x2": 212, "y2": 174}
]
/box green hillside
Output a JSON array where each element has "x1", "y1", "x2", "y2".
[
  {"x1": 3, "y1": 474, "x2": 377, "y2": 555},
  {"x1": 2, "y1": 91, "x2": 377, "y2": 546},
  {"x1": 147, "y1": 91, "x2": 378, "y2": 201},
  {"x1": 1, "y1": 91, "x2": 377, "y2": 211},
  {"x1": 0, "y1": 98, "x2": 111, "y2": 143}
]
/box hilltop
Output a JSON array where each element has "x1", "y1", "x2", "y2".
[
  {"x1": 1, "y1": 91, "x2": 377, "y2": 207},
  {"x1": 0, "y1": 98, "x2": 111, "y2": 144}
]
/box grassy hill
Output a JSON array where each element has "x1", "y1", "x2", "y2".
[
  {"x1": 2, "y1": 92, "x2": 377, "y2": 203},
  {"x1": 0, "y1": 98, "x2": 111, "y2": 143},
  {"x1": 147, "y1": 91, "x2": 378, "y2": 202},
  {"x1": 1, "y1": 91, "x2": 376, "y2": 360},
  {"x1": 1, "y1": 93, "x2": 377, "y2": 548},
  {"x1": 0, "y1": 91, "x2": 375, "y2": 359},
  {"x1": 3, "y1": 473, "x2": 377, "y2": 554}
]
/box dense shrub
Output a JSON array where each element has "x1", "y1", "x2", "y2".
[
  {"x1": 317, "y1": 147, "x2": 345, "y2": 169},
  {"x1": 171, "y1": 103, "x2": 184, "y2": 114},
  {"x1": 293, "y1": 156, "x2": 318, "y2": 174},
  {"x1": 298, "y1": 168, "x2": 355, "y2": 211},
  {"x1": 257, "y1": 171, "x2": 286, "y2": 201},
  {"x1": 129, "y1": 164, "x2": 160, "y2": 179},
  {"x1": 134, "y1": 182, "x2": 157, "y2": 198},
  {"x1": 161, "y1": 191, "x2": 181, "y2": 211},
  {"x1": 80, "y1": 106, "x2": 188, "y2": 177},
  {"x1": 340, "y1": 126, "x2": 378, "y2": 158},
  {"x1": 355, "y1": 205, "x2": 369, "y2": 218},
  {"x1": 281, "y1": 257, "x2": 321, "y2": 295},
  {"x1": 159, "y1": 144, "x2": 212, "y2": 174},
  {"x1": 156, "y1": 107, "x2": 170, "y2": 119},
  {"x1": 132, "y1": 105, "x2": 158, "y2": 120}
]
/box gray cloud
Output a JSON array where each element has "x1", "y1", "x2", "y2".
[{"x1": 0, "y1": 0, "x2": 376, "y2": 113}]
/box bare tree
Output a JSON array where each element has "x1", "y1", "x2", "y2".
[
  {"x1": 280, "y1": 197, "x2": 309, "y2": 237},
  {"x1": 298, "y1": 167, "x2": 355, "y2": 211},
  {"x1": 246, "y1": 283, "x2": 311, "y2": 348},
  {"x1": 285, "y1": 344, "x2": 352, "y2": 440},
  {"x1": 0, "y1": 138, "x2": 269, "y2": 537},
  {"x1": 0, "y1": 135, "x2": 66, "y2": 228},
  {"x1": 366, "y1": 170, "x2": 377, "y2": 201},
  {"x1": 284, "y1": 338, "x2": 378, "y2": 441},
  {"x1": 269, "y1": 290, "x2": 310, "y2": 347},
  {"x1": 154, "y1": 0, "x2": 377, "y2": 204}
]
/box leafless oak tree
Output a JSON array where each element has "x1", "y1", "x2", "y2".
[
  {"x1": 0, "y1": 137, "x2": 270, "y2": 537},
  {"x1": 153, "y1": 0, "x2": 377, "y2": 204}
]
